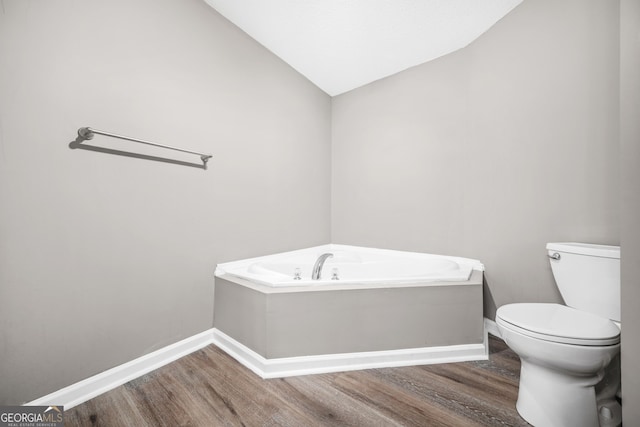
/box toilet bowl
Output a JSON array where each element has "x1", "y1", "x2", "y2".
[
  {"x1": 496, "y1": 303, "x2": 620, "y2": 427},
  {"x1": 496, "y1": 243, "x2": 621, "y2": 427}
]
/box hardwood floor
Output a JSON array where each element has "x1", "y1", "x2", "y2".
[{"x1": 65, "y1": 336, "x2": 529, "y2": 426}]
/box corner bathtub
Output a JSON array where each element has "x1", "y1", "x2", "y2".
[
  {"x1": 213, "y1": 244, "x2": 487, "y2": 378},
  {"x1": 215, "y1": 244, "x2": 482, "y2": 287}
]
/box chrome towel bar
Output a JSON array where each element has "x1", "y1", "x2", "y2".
[{"x1": 76, "y1": 127, "x2": 212, "y2": 169}]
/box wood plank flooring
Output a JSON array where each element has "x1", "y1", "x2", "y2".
[{"x1": 65, "y1": 336, "x2": 529, "y2": 426}]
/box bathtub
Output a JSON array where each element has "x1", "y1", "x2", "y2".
[
  {"x1": 215, "y1": 244, "x2": 483, "y2": 288},
  {"x1": 213, "y1": 245, "x2": 487, "y2": 378}
]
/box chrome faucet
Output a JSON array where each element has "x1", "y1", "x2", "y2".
[{"x1": 312, "y1": 253, "x2": 334, "y2": 280}]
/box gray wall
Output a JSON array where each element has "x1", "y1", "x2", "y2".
[
  {"x1": 0, "y1": 0, "x2": 331, "y2": 404},
  {"x1": 620, "y1": 0, "x2": 640, "y2": 422},
  {"x1": 332, "y1": 0, "x2": 620, "y2": 318}
]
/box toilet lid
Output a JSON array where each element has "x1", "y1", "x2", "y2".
[{"x1": 496, "y1": 303, "x2": 620, "y2": 346}]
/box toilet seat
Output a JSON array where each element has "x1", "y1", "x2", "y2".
[{"x1": 497, "y1": 303, "x2": 620, "y2": 346}]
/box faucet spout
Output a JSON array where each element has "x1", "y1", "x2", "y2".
[{"x1": 312, "y1": 253, "x2": 334, "y2": 280}]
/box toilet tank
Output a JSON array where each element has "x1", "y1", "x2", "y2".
[{"x1": 547, "y1": 242, "x2": 620, "y2": 322}]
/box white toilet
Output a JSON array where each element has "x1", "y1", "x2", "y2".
[{"x1": 496, "y1": 242, "x2": 621, "y2": 427}]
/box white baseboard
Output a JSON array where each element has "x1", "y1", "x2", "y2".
[
  {"x1": 484, "y1": 317, "x2": 502, "y2": 338},
  {"x1": 211, "y1": 328, "x2": 488, "y2": 379},
  {"x1": 25, "y1": 329, "x2": 215, "y2": 410},
  {"x1": 25, "y1": 321, "x2": 496, "y2": 409}
]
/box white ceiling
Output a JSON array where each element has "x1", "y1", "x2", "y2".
[{"x1": 204, "y1": 0, "x2": 523, "y2": 96}]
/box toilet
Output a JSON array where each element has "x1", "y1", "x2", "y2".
[{"x1": 496, "y1": 242, "x2": 621, "y2": 427}]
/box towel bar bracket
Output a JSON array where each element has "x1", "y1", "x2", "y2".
[{"x1": 78, "y1": 127, "x2": 95, "y2": 140}]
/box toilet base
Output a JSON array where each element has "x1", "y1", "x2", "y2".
[
  {"x1": 596, "y1": 353, "x2": 622, "y2": 427},
  {"x1": 596, "y1": 400, "x2": 622, "y2": 427},
  {"x1": 516, "y1": 360, "x2": 616, "y2": 427}
]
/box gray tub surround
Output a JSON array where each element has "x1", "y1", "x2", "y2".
[{"x1": 213, "y1": 245, "x2": 486, "y2": 378}]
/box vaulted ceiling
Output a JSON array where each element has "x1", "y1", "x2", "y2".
[{"x1": 204, "y1": 0, "x2": 523, "y2": 96}]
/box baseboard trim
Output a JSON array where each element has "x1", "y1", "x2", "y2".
[
  {"x1": 484, "y1": 317, "x2": 502, "y2": 338},
  {"x1": 211, "y1": 328, "x2": 488, "y2": 379},
  {"x1": 25, "y1": 329, "x2": 215, "y2": 409},
  {"x1": 25, "y1": 321, "x2": 496, "y2": 409}
]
